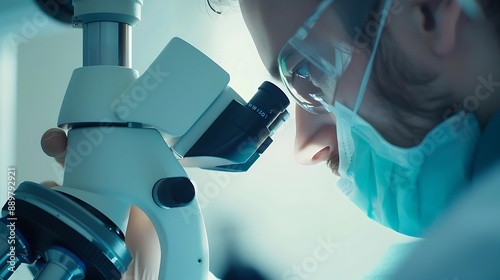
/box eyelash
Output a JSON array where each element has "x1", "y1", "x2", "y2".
[{"x1": 294, "y1": 63, "x2": 311, "y2": 80}]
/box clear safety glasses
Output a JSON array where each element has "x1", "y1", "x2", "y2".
[
  {"x1": 277, "y1": 0, "x2": 354, "y2": 115},
  {"x1": 278, "y1": 0, "x2": 485, "y2": 115}
]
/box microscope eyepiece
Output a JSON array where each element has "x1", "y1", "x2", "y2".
[
  {"x1": 183, "y1": 81, "x2": 290, "y2": 171},
  {"x1": 246, "y1": 81, "x2": 290, "y2": 125}
]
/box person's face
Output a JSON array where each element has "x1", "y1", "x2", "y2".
[{"x1": 239, "y1": 0, "x2": 493, "y2": 174}]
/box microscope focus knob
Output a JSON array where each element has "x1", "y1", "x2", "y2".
[{"x1": 153, "y1": 177, "x2": 196, "y2": 208}]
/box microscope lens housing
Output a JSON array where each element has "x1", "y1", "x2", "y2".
[
  {"x1": 184, "y1": 81, "x2": 290, "y2": 172},
  {"x1": 247, "y1": 81, "x2": 290, "y2": 126}
]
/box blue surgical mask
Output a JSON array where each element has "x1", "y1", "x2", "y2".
[
  {"x1": 312, "y1": 0, "x2": 482, "y2": 236},
  {"x1": 325, "y1": 100, "x2": 480, "y2": 237}
]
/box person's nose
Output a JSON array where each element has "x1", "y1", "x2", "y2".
[{"x1": 294, "y1": 105, "x2": 338, "y2": 165}]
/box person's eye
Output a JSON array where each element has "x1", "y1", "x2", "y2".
[
  {"x1": 295, "y1": 63, "x2": 311, "y2": 80},
  {"x1": 293, "y1": 62, "x2": 324, "y2": 90}
]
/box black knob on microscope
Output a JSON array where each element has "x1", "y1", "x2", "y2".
[{"x1": 152, "y1": 177, "x2": 195, "y2": 208}]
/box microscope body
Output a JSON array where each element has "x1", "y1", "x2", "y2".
[
  {"x1": 1, "y1": 0, "x2": 289, "y2": 279},
  {"x1": 54, "y1": 37, "x2": 231, "y2": 279}
]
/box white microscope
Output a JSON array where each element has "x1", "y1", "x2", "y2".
[{"x1": 0, "y1": 0, "x2": 289, "y2": 279}]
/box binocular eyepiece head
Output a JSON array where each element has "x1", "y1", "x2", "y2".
[{"x1": 183, "y1": 81, "x2": 290, "y2": 172}]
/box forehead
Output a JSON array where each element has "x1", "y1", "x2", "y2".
[{"x1": 239, "y1": 0, "x2": 321, "y2": 76}]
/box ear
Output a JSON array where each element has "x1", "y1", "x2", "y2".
[{"x1": 416, "y1": 0, "x2": 463, "y2": 56}]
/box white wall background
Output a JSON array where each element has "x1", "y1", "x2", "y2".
[{"x1": 1, "y1": 0, "x2": 414, "y2": 279}]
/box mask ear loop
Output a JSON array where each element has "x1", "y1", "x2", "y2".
[{"x1": 353, "y1": 0, "x2": 392, "y2": 114}]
